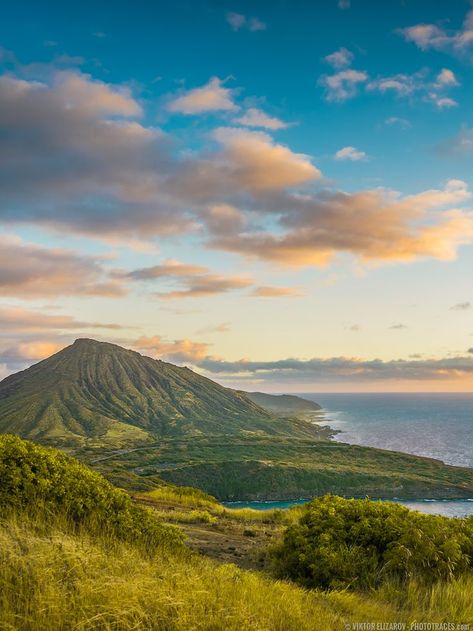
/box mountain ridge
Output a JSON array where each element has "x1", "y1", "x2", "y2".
[{"x1": 0, "y1": 338, "x2": 320, "y2": 448}]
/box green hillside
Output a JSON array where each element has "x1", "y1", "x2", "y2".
[
  {"x1": 1, "y1": 436, "x2": 472, "y2": 630},
  {"x1": 0, "y1": 339, "x2": 321, "y2": 448},
  {"x1": 243, "y1": 391, "x2": 322, "y2": 416}
]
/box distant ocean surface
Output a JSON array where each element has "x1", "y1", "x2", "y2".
[
  {"x1": 303, "y1": 393, "x2": 473, "y2": 468},
  {"x1": 229, "y1": 393, "x2": 473, "y2": 518}
]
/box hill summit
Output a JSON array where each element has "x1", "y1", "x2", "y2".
[{"x1": 0, "y1": 338, "x2": 318, "y2": 448}]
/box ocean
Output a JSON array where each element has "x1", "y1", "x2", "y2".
[{"x1": 228, "y1": 393, "x2": 473, "y2": 517}]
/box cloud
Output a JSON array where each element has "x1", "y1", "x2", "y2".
[
  {"x1": 209, "y1": 127, "x2": 320, "y2": 191},
  {"x1": 400, "y1": 7, "x2": 473, "y2": 59},
  {"x1": 167, "y1": 77, "x2": 238, "y2": 114},
  {"x1": 0, "y1": 341, "x2": 64, "y2": 367},
  {"x1": 334, "y1": 146, "x2": 367, "y2": 161},
  {"x1": 0, "y1": 307, "x2": 124, "y2": 332},
  {"x1": 226, "y1": 12, "x2": 266, "y2": 32},
  {"x1": 122, "y1": 258, "x2": 253, "y2": 299},
  {"x1": 158, "y1": 274, "x2": 253, "y2": 299},
  {"x1": 209, "y1": 180, "x2": 473, "y2": 267},
  {"x1": 0, "y1": 235, "x2": 126, "y2": 298},
  {"x1": 450, "y1": 302, "x2": 471, "y2": 311},
  {"x1": 384, "y1": 117, "x2": 411, "y2": 129},
  {"x1": 133, "y1": 335, "x2": 211, "y2": 363},
  {"x1": 435, "y1": 68, "x2": 459, "y2": 87},
  {"x1": 367, "y1": 69, "x2": 459, "y2": 109},
  {"x1": 319, "y1": 69, "x2": 368, "y2": 102},
  {"x1": 323, "y1": 48, "x2": 354, "y2": 69},
  {"x1": 196, "y1": 354, "x2": 473, "y2": 386},
  {"x1": 123, "y1": 260, "x2": 208, "y2": 281},
  {"x1": 251, "y1": 286, "x2": 300, "y2": 298},
  {"x1": 233, "y1": 107, "x2": 289, "y2": 130},
  {"x1": 0, "y1": 69, "x2": 196, "y2": 241}
]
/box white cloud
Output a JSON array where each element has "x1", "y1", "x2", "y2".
[
  {"x1": 324, "y1": 48, "x2": 354, "y2": 69},
  {"x1": 400, "y1": 8, "x2": 473, "y2": 59},
  {"x1": 167, "y1": 77, "x2": 238, "y2": 114},
  {"x1": 435, "y1": 68, "x2": 459, "y2": 87},
  {"x1": 319, "y1": 69, "x2": 368, "y2": 102},
  {"x1": 233, "y1": 107, "x2": 289, "y2": 130},
  {"x1": 335, "y1": 146, "x2": 367, "y2": 161}
]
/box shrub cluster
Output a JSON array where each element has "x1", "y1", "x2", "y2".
[
  {"x1": 0, "y1": 435, "x2": 184, "y2": 553},
  {"x1": 269, "y1": 495, "x2": 473, "y2": 590}
]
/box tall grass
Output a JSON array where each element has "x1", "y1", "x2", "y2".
[{"x1": 1, "y1": 513, "x2": 472, "y2": 630}]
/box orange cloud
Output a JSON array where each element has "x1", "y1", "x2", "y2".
[
  {"x1": 167, "y1": 77, "x2": 238, "y2": 114},
  {"x1": 134, "y1": 335, "x2": 211, "y2": 363},
  {"x1": 251, "y1": 286, "x2": 300, "y2": 298}
]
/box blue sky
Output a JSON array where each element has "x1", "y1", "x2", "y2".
[{"x1": 1, "y1": 0, "x2": 473, "y2": 391}]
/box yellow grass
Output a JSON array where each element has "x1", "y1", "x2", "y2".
[{"x1": 1, "y1": 513, "x2": 472, "y2": 630}]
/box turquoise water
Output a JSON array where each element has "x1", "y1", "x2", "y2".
[
  {"x1": 226, "y1": 393, "x2": 473, "y2": 517},
  {"x1": 223, "y1": 499, "x2": 473, "y2": 517}
]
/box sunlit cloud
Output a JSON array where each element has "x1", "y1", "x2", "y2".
[
  {"x1": 251, "y1": 286, "x2": 300, "y2": 298},
  {"x1": 133, "y1": 335, "x2": 212, "y2": 363},
  {"x1": 121, "y1": 259, "x2": 253, "y2": 299},
  {"x1": 233, "y1": 107, "x2": 289, "y2": 129},
  {"x1": 209, "y1": 180, "x2": 473, "y2": 267},
  {"x1": 167, "y1": 77, "x2": 238, "y2": 114},
  {"x1": 0, "y1": 307, "x2": 124, "y2": 332},
  {"x1": 0, "y1": 235, "x2": 126, "y2": 298}
]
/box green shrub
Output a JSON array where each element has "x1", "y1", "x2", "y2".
[
  {"x1": 269, "y1": 495, "x2": 473, "y2": 590},
  {"x1": 0, "y1": 435, "x2": 184, "y2": 554}
]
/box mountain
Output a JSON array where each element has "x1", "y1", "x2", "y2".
[
  {"x1": 243, "y1": 392, "x2": 321, "y2": 416},
  {"x1": 0, "y1": 339, "x2": 320, "y2": 448}
]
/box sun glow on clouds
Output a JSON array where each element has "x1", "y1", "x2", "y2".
[{"x1": 1, "y1": 32, "x2": 473, "y2": 390}]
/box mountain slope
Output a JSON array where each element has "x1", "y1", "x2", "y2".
[
  {"x1": 0, "y1": 339, "x2": 320, "y2": 447},
  {"x1": 243, "y1": 392, "x2": 321, "y2": 416}
]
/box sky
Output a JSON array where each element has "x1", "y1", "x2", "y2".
[{"x1": 1, "y1": 0, "x2": 473, "y2": 392}]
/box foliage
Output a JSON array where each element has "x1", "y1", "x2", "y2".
[
  {"x1": 1, "y1": 513, "x2": 473, "y2": 630},
  {"x1": 269, "y1": 495, "x2": 473, "y2": 590},
  {"x1": 0, "y1": 435, "x2": 184, "y2": 554}
]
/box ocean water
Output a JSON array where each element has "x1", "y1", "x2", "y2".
[
  {"x1": 302, "y1": 393, "x2": 473, "y2": 468},
  {"x1": 230, "y1": 393, "x2": 473, "y2": 517}
]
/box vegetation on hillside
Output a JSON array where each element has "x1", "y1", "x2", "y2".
[
  {"x1": 1, "y1": 437, "x2": 473, "y2": 629},
  {"x1": 269, "y1": 495, "x2": 473, "y2": 590},
  {"x1": 242, "y1": 391, "x2": 321, "y2": 415},
  {"x1": 0, "y1": 435, "x2": 183, "y2": 553}
]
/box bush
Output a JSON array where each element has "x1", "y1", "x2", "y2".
[
  {"x1": 269, "y1": 495, "x2": 473, "y2": 590},
  {"x1": 0, "y1": 435, "x2": 184, "y2": 554}
]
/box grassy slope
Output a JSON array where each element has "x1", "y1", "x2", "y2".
[
  {"x1": 89, "y1": 436, "x2": 473, "y2": 500},
  {"x1": 1, "y1": 439, "x2": 472, "y2": 630}
]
